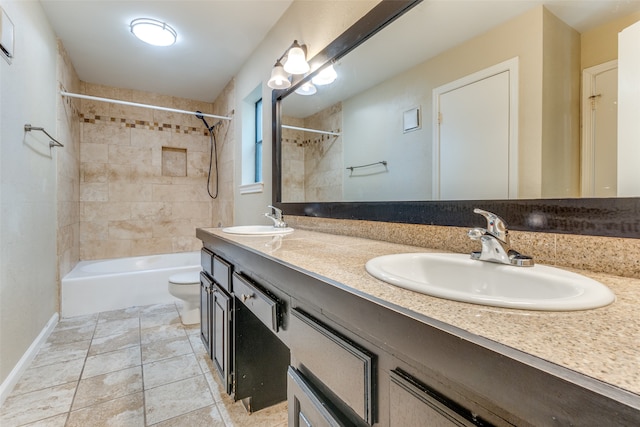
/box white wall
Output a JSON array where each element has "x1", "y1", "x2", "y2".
[
  {"x1": 0, "y1": 1, "x2": 59, "y2": 384},
  {"x1": 232, "y1": 0, "x2": 378, "y2": 225}
]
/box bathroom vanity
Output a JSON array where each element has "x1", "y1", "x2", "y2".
[{"x1": 197, "y1": 227, "x2": 640, "y2": 426}]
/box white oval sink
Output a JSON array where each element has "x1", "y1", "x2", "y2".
[
  {"x1": 365, "y1": 253, "x2": 615, "y2": 311},
  {"x1": 222, "y1": 225, "x2": 294, "y2": 235}
]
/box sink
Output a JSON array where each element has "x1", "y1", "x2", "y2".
[
  {"x1": 222, "y1": 225, "x2": 294, "y2": 235},
  {"x1": 365, "y1": 253, "x2": 615, "y2": 311}
]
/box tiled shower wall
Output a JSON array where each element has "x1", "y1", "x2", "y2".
[
  {"x1": 78, "y1": 83, "x2": 230, "y2": 260},
  {"x1": 281, "y1": 102, "x2": 342, "y2": 202},
  {"x1": 56, "y1": 41, "x2": 81, "y2": 282}
]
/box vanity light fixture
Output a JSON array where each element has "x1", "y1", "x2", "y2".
[
  {"x1": 295, "y1": 81, "x2": 317, "y2": 96},
  {"x1": 130, "y1": 18, "x2": 177, "y2": 47},
  {"x1": 267, "y1": 40, "x2": 310, "y2": 90},
  {"x1": 312, "y1": 64, "x2": 337, "y2": 86},
  {"x1": 267, "y1": 60, "x2": 291, "y2": 89}
]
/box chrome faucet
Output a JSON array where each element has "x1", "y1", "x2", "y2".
[
  {"x1": 468, "y1": 208, "x2": 534, "y2": 267},
  {"x1": 265, "y1": 205, "x2": 287, "y2": 228}
]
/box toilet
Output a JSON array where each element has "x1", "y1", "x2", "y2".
[{"x1": 168, "y1": 271, "x2": 201, "y2": 325}]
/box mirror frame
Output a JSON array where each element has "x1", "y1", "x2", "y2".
[{"x1": 272, "y1": 0, "x2": 640, "y2": 239}]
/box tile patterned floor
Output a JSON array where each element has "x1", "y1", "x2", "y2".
[{"x1": 0, "y1": 303, "x2": 288, "y2": 426}]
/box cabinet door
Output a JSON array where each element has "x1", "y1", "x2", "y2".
[
  {"x1": 288, "y1": 367, "x2": 350, "y2": 427},
  {"x1": 199, "y1": 273, "x2": 212, "y2": 357},
  {"x1": 389, "y1": 369, "x2": 486, "y2": 427},
  {"x1": 212, "y1": 284, "x2": 233, "y2": 394}
]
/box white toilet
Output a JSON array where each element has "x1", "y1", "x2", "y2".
[{"x1": 168, "y1": 271, "x2": 201, "y2": 325}]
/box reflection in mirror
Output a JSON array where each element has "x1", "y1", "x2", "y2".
[{"x1": 279, "y1": 0, "x2": 640, "y2": 203}]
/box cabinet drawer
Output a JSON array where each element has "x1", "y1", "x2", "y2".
[
  {"x1": 213, "y1": 255, "x2": 232, "y2": 293},
  {"x1": 232, "y1": 272, "x2": 280, "y2": 332},
  {"x1": 390, "y1": 369, "x2": 485, "y2": 427},
  {"x1": 288, "y1": 366, "x2": 348, "y2": 427},
  {"x1": 201, "y1": 248, "x2": 213, "y2": 276},
  {"x1": 290, "y1": 309, "x2": 375, "y2": 425}
]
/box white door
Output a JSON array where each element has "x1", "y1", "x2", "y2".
[
  {"x1": 433, "y1": 59, "x2": 517, "y2": 200},
  {"x1": 582, "y1": 61, "x2": 618, "y2": 197}
]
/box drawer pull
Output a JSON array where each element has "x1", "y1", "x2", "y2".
[{"x1": 241, "y1": 293, "x2": 254, "y2": 302}]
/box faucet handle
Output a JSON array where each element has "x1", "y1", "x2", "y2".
[
  {"x1": 267, "y1": 205, "x2": 282, "y2": 218},
  {"x1": 473, "y1": 208, "x2": 508, "y2": 243}
]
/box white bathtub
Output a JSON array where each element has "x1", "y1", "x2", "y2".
[{"x1": 61, "y1": 251, "x2": 201, "y2": 318}]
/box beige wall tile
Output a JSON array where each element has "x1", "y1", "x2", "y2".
[
  {"x1": 108, "y1": 221, "x2": 154, "y2": 240},
  {"x1": 81, "y1": 163, "x2": 108, "y2": 183},
  {"x1": 131, "y1": 202, "x2": 173, "y2": 221},
  {"x1": 80, "y1": 221, "x2": 108, "y2": 242},
  {"x1": 77, "y1": 84, "x2": 224, "y2": 260},
  {"x1": 152, "y1": 184, "x2": 208, "y2": 202},
  {"x1": 81, "y1": 143, "x2": 109, "y2": 163},
  {"x1": 80, "y1": 183, "x2": 109, "y2": 202},
  {"x1": 130, "y1": 238, "x2": 174, "y2": 257},
  {"x1": 82, "y1": 202, "x2": 131, "y2": 222},
  {"x1": 109, "y1": 183, "x2": 153, "y2": 202},
  {"x1": 81, "y1": 239, "x2": 132, "y2": 260}
]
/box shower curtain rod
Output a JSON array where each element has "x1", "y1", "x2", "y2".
[
  {"x1": 281, "y1": 124, "x2": 341, "y2": 136},
  {"x1": 59, "y1": 91, "x2": 233, "y2": 121}
]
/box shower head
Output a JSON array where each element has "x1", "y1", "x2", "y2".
[{"x1": 195, "y1": 111, "x2": 213, "y2": 131}]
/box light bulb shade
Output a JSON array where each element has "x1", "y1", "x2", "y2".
[
  {"x1": 295, "y1": 81, "x2": 317, "y2": 96},
  {"x1": 312, "y1": 65, "x2": 337, "y2": 86},
  {"x1": 268, "y1": 62, "x2": 291, "y2": 89},
  {"x1": 283, "y1": 46, "x2": 310, "y2": 74},
  {"x1": 131, "y1": 18, "x2": 177, "y2": 46}
]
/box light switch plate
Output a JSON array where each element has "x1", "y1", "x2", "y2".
[{"x1": 1, "y1": 6, "x2": 15, "y2": 64}]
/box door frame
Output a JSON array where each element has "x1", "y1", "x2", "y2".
[
  {"x1": 432, "y1": 57, "x2": 519, "y2": 199},
  {"x1": 581, "y1": 60, "x2": 618, "y2": 197}
]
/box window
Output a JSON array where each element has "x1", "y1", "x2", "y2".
[{"x1": 255, "y1": 98, "x2": 263, "y2": 183}]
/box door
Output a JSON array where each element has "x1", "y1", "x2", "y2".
[
  {"x1": 433, "y1": 58, "x2": 518, "y2": 200},
  {"x1": 581, "y1": 60, "x2": 618, "y2": 197}
]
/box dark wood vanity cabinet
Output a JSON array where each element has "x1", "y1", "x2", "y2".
[
  {"x1": 200, "y1": 246, "x2": 289, "y2": 413},
  {"x1": 198, "y1": 232, "x2": 640, "y2": 427},
  {"x1": 200, "y1": 249, "x2": 234, "y2": 394}
]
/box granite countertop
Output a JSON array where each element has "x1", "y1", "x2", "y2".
[{"x1": 199, "y1": 227, "x2": 640, "y2": 397}]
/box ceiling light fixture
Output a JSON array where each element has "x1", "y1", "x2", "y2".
[
  {"x1": 267, "y1": 40, "x2": 310, "y2": 90},
  {"x1": 130, "y1": 18, "x2": 177, "y2": 47}
]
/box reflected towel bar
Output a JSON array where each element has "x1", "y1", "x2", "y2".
[
  {"x1": 24, "y1": 124, "x2": 64, "y2": 148},
  {"x1": 346, "y1": 161, "x2": 388, "y2": 175}
]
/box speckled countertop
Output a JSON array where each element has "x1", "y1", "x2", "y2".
[{"x1": 199, "y1": 228, "x2": 640, "y2": 397}]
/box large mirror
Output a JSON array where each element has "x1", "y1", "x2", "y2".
[{"x1": 273, "y1": 0, "x2": 640, "y2": 237}]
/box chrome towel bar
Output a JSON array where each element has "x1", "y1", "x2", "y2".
[{"x1": 24, "y1": 124, "x2": 64, "y2": 148}]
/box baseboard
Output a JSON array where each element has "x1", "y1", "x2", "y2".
[{"x1": 0, "y1": 312, "x2": 59, "y2": 406}]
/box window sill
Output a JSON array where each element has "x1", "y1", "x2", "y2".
[{"x1": 239, "y1": 182, "x2": 264, "y2": 195}]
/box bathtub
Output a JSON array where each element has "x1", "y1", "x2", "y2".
[{"x1": 61, "y1": 251, "x2": 201, "y2": 318}]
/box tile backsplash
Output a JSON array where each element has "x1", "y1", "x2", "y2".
[{"x1": 287, "y1": 216, "x2": 640, "y2": 279}]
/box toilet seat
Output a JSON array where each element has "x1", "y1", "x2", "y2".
[{"x1": 169, "y1": 271, "x2": 200, "y2": 285}]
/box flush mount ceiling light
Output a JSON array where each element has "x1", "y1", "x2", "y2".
[
  {"x1": 267, "y1": 40, "x2": 310, "y2": 90},
  {"x1": 130, "y1": 18, "x2": 177, "y2": 47}
]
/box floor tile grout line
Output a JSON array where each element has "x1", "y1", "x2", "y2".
[{"x1": 65, "y1": 314, "x2": 100, "y2": 424}]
